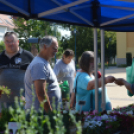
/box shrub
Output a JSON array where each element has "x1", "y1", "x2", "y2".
[
  {"x1": 117, "y1": 64, "x2": 127, "y2": 68},
  {"x1": 0, "y1": 41, "x2": 5, "y2": 53},
  {"x1": 0, "y1": 108, "x2": 12, "y2": 132}
]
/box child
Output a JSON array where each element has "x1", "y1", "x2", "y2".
[{"x1": 54, "y1": 49, "x2": 76, "y2": 94}]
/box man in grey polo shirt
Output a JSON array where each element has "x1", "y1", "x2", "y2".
[{"x1": 24, "y1": 36, "x2": 61, "y2": 113}]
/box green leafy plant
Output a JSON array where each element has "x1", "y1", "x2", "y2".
[
  {"x1": 0, "y1": 108, "x2": 13, "y2": 132},
  {"x1": 117, "y1": 64, "x2": 127, "y2": 68},
  {"x1": 0, "y1": 41, "x2": 5, "y2": 53},
  {"x1": 4, "y1": 89, "x2": 82, "y2": 134},
  {"x1": 0, "y1": 86, "x2": 11, "y2": 97}
]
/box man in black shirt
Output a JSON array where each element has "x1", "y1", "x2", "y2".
[{"x1": 0, "y1": 31, "x2": 34, "y2": 109}]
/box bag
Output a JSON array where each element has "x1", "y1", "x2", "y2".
[
  {"x1": 73, "y1": 74, "x2": 81, "y2": 107},
  {"x1": 126, "y1": 59, "x2": 134, "y2": 96},
  {"x1": 59, "y1": 80, "x2": 70, "y2": 101}
]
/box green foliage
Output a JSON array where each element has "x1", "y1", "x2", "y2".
[
  {"x1": 60, "y1": 26, "x2": 94, "y2": 63},
  {"x1": 13, "y1": 18, "x2": 61, "y2": 51},
  {"x1": 117, "y1": 64, "x2": 127, "y2": 68},
  {"x1": 59, "y1": 25, "x2": 116, "y2": 63},
  {"x1": 0, "y1": 108, "x2": 12, "y2": 131},
  {"x1": 0, "y1": 86, "x2": 11, "y2": 97},
  {"x1": 98, "y1": 63, "x2": 116, "y2": 68},
  {"x1": 103, "y1": 31, "x2": 116, "y2": 63},
  {"x1": 3, "y1": 89, "x2": 82, "y2": 134},
  {"x1": 76, "y1": 64, "x2": 80, "y2": 69},
  {"x1": 0, "y1": 41, "x2": 5, "y2": 53}
]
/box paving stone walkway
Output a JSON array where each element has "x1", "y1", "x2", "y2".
[{"x1": 104, "y1": 67, "x2": 134, "y2": 108}]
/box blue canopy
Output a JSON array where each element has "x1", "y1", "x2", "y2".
[
  {"x1": 0, "y1": 0, "x2": 133, "y2": 111},
  {"x1": 0, "y1": 0, "x2": 134, "y2": 32}
]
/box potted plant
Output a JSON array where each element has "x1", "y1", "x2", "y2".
[{"x1": 0, "y1": 86, "x2": 11, "y2": 98}]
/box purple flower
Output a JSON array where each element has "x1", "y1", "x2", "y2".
[
  {"x1": 93, "y1": 116, "x2": 103, "y2": 121},
  {"x1": 93, "y1": 110, "x2": 98, "y2": 115},
  {"x1": 84, "y1": 112, "x2": 89, "y2": 115},
  {"x1": 96, "y1": 116, "x2": 101, "y2": 121},
  {"x1": 112, "y1": 115, "x2": 117, "y2": 121},
  {"x1": 86, "y1": 115, "x2": 91, "y2": 120},
  {"x1": 106, "y1": 125, "x2": 111, "y2": 129}
]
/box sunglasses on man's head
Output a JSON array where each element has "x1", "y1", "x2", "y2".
[
  {"x1": 4, "y1": 31, "x2": 18, "y2": 38},
  {"x1": 5, "y1": 31, "x2": 15, "y2": 35}
]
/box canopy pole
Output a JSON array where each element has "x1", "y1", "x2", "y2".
[
  {"x1": 94, "y1": 28, "x2": 99, "y2": 112},
  {"x1": 101, "y1": 29, "x2": 106, "y2": 111}
]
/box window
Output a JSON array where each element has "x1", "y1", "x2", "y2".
[{"x1": 4, "y1": 19, "x2": 14, "y2": 26}]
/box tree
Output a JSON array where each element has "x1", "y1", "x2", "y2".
[
  {"x1": 59, "y1": 24, "x2": 116, "y2": 64},
  {"x1": 60, "y1": 25, "x2": 94, "y2": 63},
  {"x1": 13, "y1": 18, "x2": 61, "y2": 51},
  {"x1": 104, "y1": 31, "x2": 116, "y2": 63},
  {"x1": 13, "y1": 18, "x2": 64, "y2": 64},
  {"x1": 0, "y1": 41, "x2": 5, "y2": 53}
]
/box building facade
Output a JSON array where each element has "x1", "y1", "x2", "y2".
[
  {"x1": 116, "y1": 32, "x2": 134, "y2": 65},
  {"x1": 0, "y1": 14, "x2": 14, "y2": 41}
]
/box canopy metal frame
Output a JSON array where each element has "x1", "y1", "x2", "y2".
[
  {"x1": 51, "y1": 0, "x2": 94, "y2": 26},
  {"x1": 38, "y1": 0, "x2": 90, "y2": 18},
  {"x1": 0, "y1": 0, "x2": 30, "y2": 17}
]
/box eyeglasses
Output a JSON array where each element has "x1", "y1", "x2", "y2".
[{"x1": 5, "y1": 40, "x2": 18, "y2": 44}]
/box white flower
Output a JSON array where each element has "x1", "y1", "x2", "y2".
[
  {"x1": 63, "y1": 110, "x2": 68, "y2": 114},
  {"x1": 126, "y1": 110, "x2": 133, "y2": 115},
  {"x1": 119, "y1": 111, "x2": 123, "y2": 114},
  {"x1": 101, "y1": 114, "x2": 109, "y2": 120},
  {"x1": 85, "y1": 115, "x2": 91, "y2": 120},
  {"x1": 70, "y1": 110, "x2": 77, "y2": 114},
  {"x1": 89, "y1": 121, "x2": 96, "y2": 124},
  {"x1": 96, "y1": 121, "x2": 102, "y2": 127},
  {"x1": 88, "y1": 121, "x2": 96, "y2": 129},
  {"x1": 107, "y1": 110, "x2": 113, "y2": 114},
  {"x1": 83, "y1": 120, "x2": 103, "y2": 129},
  {"x1": 83, "y1": 121, "x2": 89, "y2": 128},
  {"x1": 83, "y1": 112, "x2": 89, "y2": 115},
  {"x1": 89, "y1": 121, "x2": 96, "y2": 128},
  {"x1": 89, "y1": 125, "x2": 95, "y2": 129}
]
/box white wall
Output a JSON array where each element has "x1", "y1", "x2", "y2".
[
  {"x1": 0, "y1": 26, "x2": 12, "y2": 41},
  {"x1": 0, "y1": 26, "x2": 6, "y2": 41}
]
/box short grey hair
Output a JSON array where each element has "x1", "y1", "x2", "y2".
[
  {"x1": 3, "y1": 31, "x2": 19, "y2": 40},
  {"x1": 39, "y1": 36, "x2": 57, "y2": 49}
]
